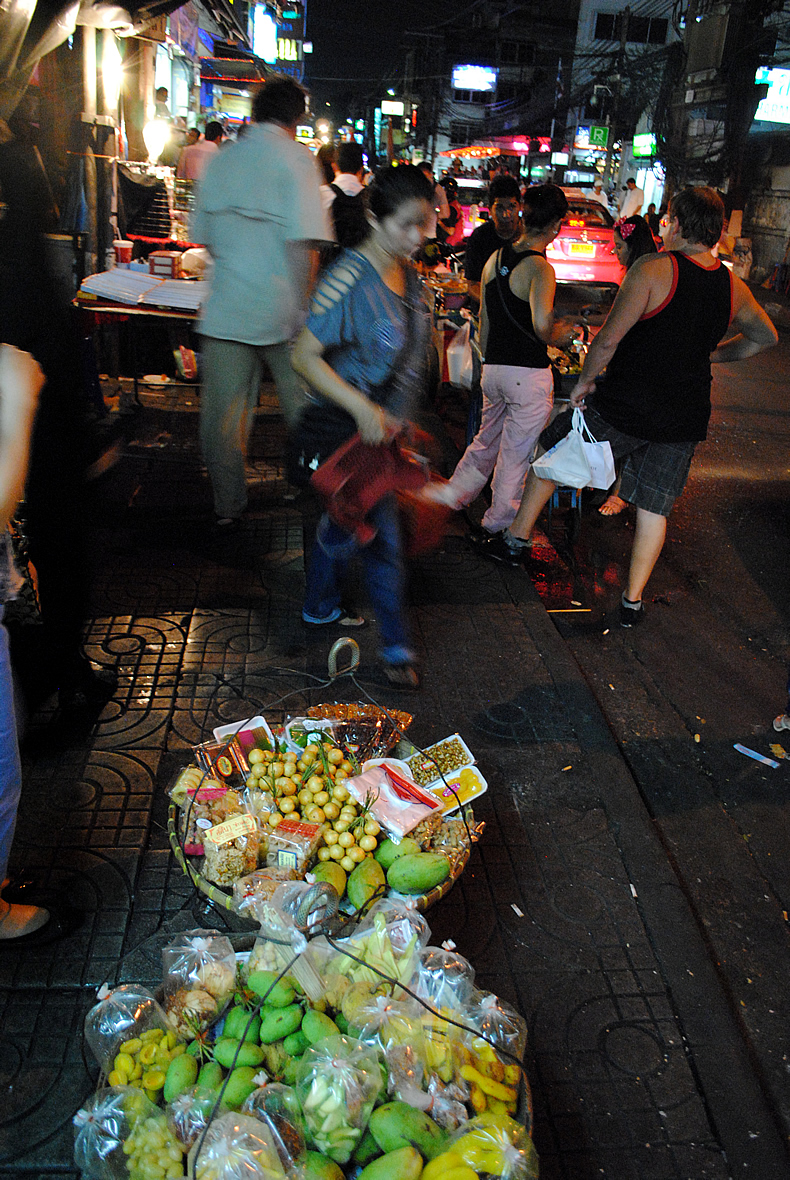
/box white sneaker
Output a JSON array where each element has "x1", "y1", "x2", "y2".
[{"x1": 773, "y1": 714, "x2": 790, "y2": 732}]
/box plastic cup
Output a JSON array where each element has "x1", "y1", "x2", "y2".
[{"x1": 113, "y1": 240, "x2": 133, "y2": 266}]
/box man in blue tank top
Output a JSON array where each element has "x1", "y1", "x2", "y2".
[{"x1": 479, "y1": 187, "x2": 778, "y2": 627}]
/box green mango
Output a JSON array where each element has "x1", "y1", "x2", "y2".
[
  {"x1": 386, "y1": 852, "x2": 451, "y2": 895},
  {"x1": 310, "y1": 861, "x2": 347, "y2": 898},
  {"x1": 369, "y1": 1101, "x2": 448, "y2": 1161},
  {"x1": 352, "y1": 1127, "x2": 382, "y2": 1166},
  {"x1": 283, "y1": 1029, "x2": 311, "y2": 1057},
  {"x1": 223, "y1": 1005, "x2": 261, "y2": 1043},
  {"x1": 301, "y1": 1008, "x2": 340, "y2": 1045},
  {"x1": 374, "y1": 836, "x2": 421, "y2": 871},
  {"x1": 220, "y1": 1065, "x2": 259, "y2": 1111},
  {"x1": 247, "y1": 970, "x2": 296, "y2": 1008},
  {"x1": 334, "y1": 1012, "x2": 349, "y2": 1034},
  {"x1": 197, "y1": 1060, "x2": 224, "y2": 1091},
  {"x1": 213, "y1": 1037, "x2": 265, "y2": 1069},
  {"x1": 259, "y1": 1002, "x2": 304, "y2": 1044},
  {"x1": 281, "y1": 1055, "x2": 302, "y2": 1086},
  {"x1": 303, "y1": 1151, "x2": 345, "y2": 1180},
  {"x1": 346, "y1": 857, "x2": 386, "y2": 911},
  {"x1": 162, "y1": 1052, "x2": 198, "y2": 1103},
  {"x1": 357, "y1": 1146, "x2": 423, "y2": 1180}
]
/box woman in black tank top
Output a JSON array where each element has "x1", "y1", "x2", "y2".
[{"x1": 442, "y1": 185, "x2": 581, "y2": 537}]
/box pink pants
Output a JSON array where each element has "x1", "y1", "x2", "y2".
[{"x1": 446, "y1": 364, "x2": 554, "y2": 533}]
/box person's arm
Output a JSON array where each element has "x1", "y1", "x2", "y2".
[
  {"x1": 512, "y1": 257, "x2": 578, "y2": 347},
  {"x1": 477, "y1": 254, "x2": 495, "y2": 356},
  {"x1": 0, "y1": 345, "x2": 44, "y2": 530},
  {"x1": 435, "y1": 184, "x2": 450, "y2": 221},
  {"x1": 291, "y1": 326, "x2": 400, "y2": 445},
  {"x1": 711, "y1": 276, "x2": 778, "y2": 362},
  {"x1": 463, "y1": 230, "x2": 486, "y2": 305},
  {"x1": 287, "y1": 240, "x2": 323, "y2": 308},
  {"x1": 569, "y1": 253, "x2": 659, "y2": 406}
]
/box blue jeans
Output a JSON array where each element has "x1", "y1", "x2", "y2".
[
  {"x1": 0, "y1": 607, "x2": 21, "y2": 885},
  {"x1": 303, "y1": 496, "x2": 414, "y2": 665}
]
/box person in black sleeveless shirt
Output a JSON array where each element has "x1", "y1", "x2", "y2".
[
  {"x1": 441, "y1": 185, "x2": 581, "y2": 535},
  {"x1": 480, "y1": 187, "x2": 777, "y2": 627}
]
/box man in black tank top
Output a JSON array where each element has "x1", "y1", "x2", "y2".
[{"x1": 481, "y1": 187, "x2": 777, "y2": 627}]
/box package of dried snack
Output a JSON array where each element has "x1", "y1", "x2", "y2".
[
  {"x1": 265, "y1": 818, "x2": 323, "y2": 875},
  {"x1": 241, "y1": 1082, "x2": 306, "y2": 1173},
  {"x1": 202, "y1": 810, "x2": 261, "y2": 886},
  {"x1": 191, "y1": 1112, "x2": 286, "y2": 1180},
  {"x1": 410, "y1": 945, "x2": 476, "y2": 1010},
  {"x1": 161, "y1": 930, "x2": 236, "y2": 1039}
]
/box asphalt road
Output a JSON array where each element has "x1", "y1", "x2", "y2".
[{"x1": 526, "y1": 321, "x2": 790, "y2": 1142}]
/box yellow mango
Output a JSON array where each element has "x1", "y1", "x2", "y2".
[
  {"x1": 422, "y1": 1154, "x2": 465, "y2": 1180},
  {"x1": 108, "y1": 1069, "x2": 127, "y2": 1086},
  {"x1": 469, "y1": 1083, "x2": 487, "y2": 1113},
  {"x1": 503, "y1": 1064, "x2": 521, "y2": 1086},
  {"x1": 138, "y1": 1043, "x2": 158, "y2": 1065},
  {"x1": 443, "y1": 1169, "x2": 480, "y2": 1180},
  {"x1": 140, "y1": 1027, "x2": 163, "y2": 1043},
  {"x1": 142, "y1": 1069, "x2": 166, "y2": 1090},
  {"x1": 120, "y1": 1037, "x2": 142, "y2": 1055}
]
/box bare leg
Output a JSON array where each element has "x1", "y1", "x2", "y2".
[
  {"x1": 625, "y1": 508, "x2": 666, "y2": 602},
  {"x1": 508, "y1": 470, "x2": 557, "y2": 541}
]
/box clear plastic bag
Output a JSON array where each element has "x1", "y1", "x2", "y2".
[
  {"x1": 74, "y1": 1086, "x2": 184, "y2": 1180},
  {"x1": 323, "y1": 899, "x2": 430, "y2": 994},
  {"x1": 231, "y1": 868, "x2": 298, "y2": 921},
  {"x1": 410, "y1": 945, "x2": 476, "y2": 1010},
  {"x1": 294, "y1": 1034, "x2": 383, "y2": 1163},
  {"x1": 447, "y1": 1111, "x2": 539, "y2": 1179},
  {"x1": 454, "y1": 990, "x2": 525, "y2": 1121},
  {"x1": 84, "y1": 986, "x2": 169, "y2": 1074},
  {"x1": 469, "y1": 989, "x2": 527, "y2": 1060},
  {"x1": 162, "y1": 930, "x2": 236, "y2": 1039},
  {"x1": 166, "y1": 1084, "x2": 220, "y2": 1151},
  {"x1": 191, "y1": 1112, "x2": 287, "y2": 1180},
  {"x1": 355, "y1": 994, "x2": 428, "y2": 1107},
  {"x1": 241, "y1": 1083, "x2": 306, "y2": 1172},
  {"x1": 245, "y1": 882, "x2": 340, "y2": 1002}
]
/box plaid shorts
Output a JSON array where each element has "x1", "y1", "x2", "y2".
[{"x1": 539, "y1": 407, "x2": 696, "y2": 517}]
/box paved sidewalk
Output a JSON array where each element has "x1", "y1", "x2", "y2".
[{"x1": 1, "y1": 383, "x2": 787, "y2": 1179}]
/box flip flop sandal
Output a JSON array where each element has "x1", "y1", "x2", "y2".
[
  {"x1": 302, "y1": 608, "x2": 367, "y2": 631},
  {"x1": 382, "y1": 663, "x2": 421, "y2": 690}
]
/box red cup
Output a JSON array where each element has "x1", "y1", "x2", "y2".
[{"x1": 113, "y1": 240, "x2": 133, "y2": 266}]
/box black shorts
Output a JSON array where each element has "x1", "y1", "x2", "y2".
[{"x1": 538, "y1": 407, "x2": 696, "y2": 518}]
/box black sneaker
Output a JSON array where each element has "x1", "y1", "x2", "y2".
[
  {"x1": 473, "y1": 530, "x2": 524, "y2": 567},
  {"x1": 619, "y1": 599, "x2": 645, "y2": 628}
]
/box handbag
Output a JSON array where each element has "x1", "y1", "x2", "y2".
[
  {"x1": 531, "y1": 408, "x2": 593, "y2": 488},
  {"x1": 285, "y1": 400, "x2": 357, "y2": 488}
]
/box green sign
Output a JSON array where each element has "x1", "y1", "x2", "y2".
[
  {"x1": 589, "y1": 125, "x2": 609, "y2": 147},
  {"x1": 632, "y1": 132, "x2": 656, "y2": 158}
]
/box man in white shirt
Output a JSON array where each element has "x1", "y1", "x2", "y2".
[
  {"x1": 586, "y1": 178, "x2": 610, "y2": 209},
  {"x1": 176, "y1": 122, "x2": 223, "y2": 181},
  {"x1": 192, "y1": 78, "x2": 332, "y2": 524},
  {"x1": 619, "y1": 177, "x2": 644, "y2": 219}
]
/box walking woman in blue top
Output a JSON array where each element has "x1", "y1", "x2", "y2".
[{"x1": 291, "y1": 165, "x2": 434, "y2": 689}]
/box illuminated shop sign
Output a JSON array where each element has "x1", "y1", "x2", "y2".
[
  {"x1": 632, "y1": 133, "x2": 656, "y2": 157},
  {"x1": 755, "y1": 67, "x2": 790, "y2": 124},
  {"x1": 451, "y1": 64, "x2": 497, "y2": 92},
  {"x1": 252, "y1": 7, "x2": 277, "y2": 64},
  {"x1": 278, "y1": 37, "x2": 300, "y2": 61},
  {"x1": 381, "y1": 99, "x2": 405, "y2": 116}
]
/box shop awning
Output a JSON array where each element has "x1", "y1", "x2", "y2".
[
  {"x1": 200, "y1": 54, "x2": 269, "y2": 85},
  {"x1": 438, "y1": 142, "x2": 522, "y2": 158}
]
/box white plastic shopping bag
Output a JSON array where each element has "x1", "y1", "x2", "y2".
[
  {"x1": 445, "y1": 321, "x2": 474, "y2": 389},
  {"x1": 531, "y1": 408, "x2": 592, "y2": 487},
  {"x1": 576, "y1": 409, "x2": 616, "y2": 489}
]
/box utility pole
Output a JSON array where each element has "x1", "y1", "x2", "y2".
[{"x1": 601, "y1": 5, "x2": 629, "y2": 189}]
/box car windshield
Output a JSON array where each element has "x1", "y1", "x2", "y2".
[
  {"x1": 454, "y1": 179, "x2": 488, "y2": 207},
  {"x1": 564, "y1": 200, "x2": 614, "y2": 228}
]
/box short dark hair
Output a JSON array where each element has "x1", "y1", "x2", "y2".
[
  {"x1": 252, "y1": 76, "x2": 307, "y2": 127},
  {"x1": 367, "y1": 164, "x2": 434, "y2": 221},
  {"x1": 613, "y1": 215, "x2": 657, "y2": 267},
  {"x1": 669, "y1": 186, "x2": 724, "y2": 247},
  {"x1": 417, "y1": 161, "x2": 434, "y2": 176},
  {"x1": 521, "y1": 183, "x2": 568, "y2": 231},
  {"x1": 204, "y1": 121, "x2": 223, "y2": 143},
  {"x1": 338, "y1": 142, "x2": 365, "y2": 175},
  {"x1": 626, "y1": 177, "x2": 636, "y2": 184},
  {"x1": 316, "y1": 143, "x2": 336, "y2": 184},
  {"x1": 155, "y1": 87, "x2": 168, "y2": 100},
  {"x1": 488, "y1": 174, "x2": 521, "y2": 204}
]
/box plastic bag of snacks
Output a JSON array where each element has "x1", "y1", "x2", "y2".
[
  {"x1": 191, "y1": 1112, "x2": 287, "y2": 1180},
  {"x1": 332, "y1": 898, "x2": 430, "y2": 988},
  {"x1": 203, "y1": 807, "x2": 261, "y2": 886},
  {"x1": 84, "y1": 985, "x2": 169, "y2": 1075},
  {"x1": 245, "y1": 881, "x2": 340, "y2": 1001},
  {"x1": 74, "y1": 1086, "x2": 185, "y2": 1180},
  {"x1": 231, "y1": 867, "x2": 298, "y2": 920},
  {"x1": 356, "y1": 994, "x2": 428, "y2": 1106},
  {"x1": 446, "y1": 1111, "x2": 539, "y2": 1179},
  {"x1": 167, "y1": 1084, "x2": 220, "y2": 1151},
  {"x1": 295, "y1": 1034, "x2": 383, "y2": 1163},
  {"x1": 453, "y1": 991, "x2": 526, "y2": 1122},
  {"x1": 410, "y1": 945, "x2": 476, "y2": 1009},
  {"x1": 241, "y1": 1083, "x2": 306, "y2": 1172},
  {"x1": 162, "y1": 930, "x2": 236, "y2": 1039}
]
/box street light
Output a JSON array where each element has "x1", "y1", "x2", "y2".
[{"x1": 143, "y1": 119, "x2": 170, "y2": 164}]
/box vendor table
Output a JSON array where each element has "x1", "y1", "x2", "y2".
[{"x1": 74, "y1": 296, "x2": 199, "y2": 403}]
